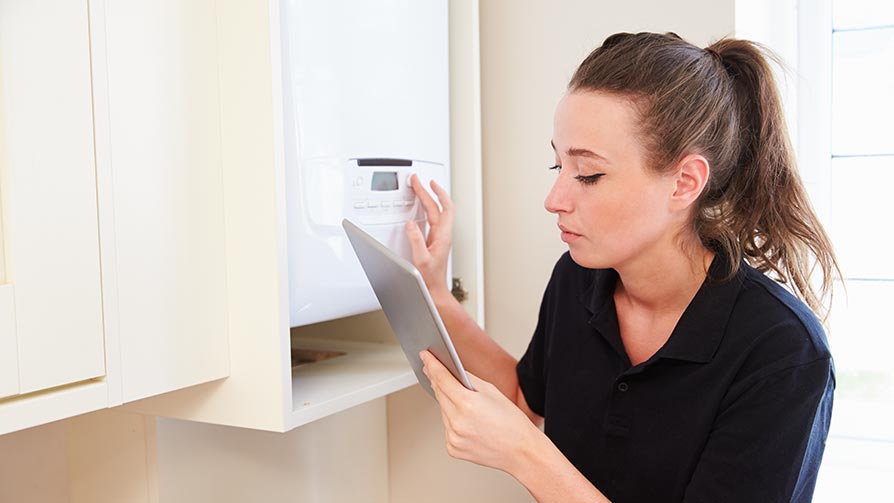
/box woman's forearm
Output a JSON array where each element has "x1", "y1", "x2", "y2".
[
  {"x1": 513, "y1": 429, "x2": 612, "y2": 503},
  {"x1": 429, "y1": 289, "x2": 520, "y2": 401}
]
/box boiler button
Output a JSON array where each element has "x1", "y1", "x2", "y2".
[
  {"x1": 367, "y1": 201, "x2": 380, "y2": 208},
  {"x1": 353, "y1": 201, "x2": 366, "y2": 209},
  {"x1": 353, "y1": 176, "x2": 364, "y2": 187},
  {"x1": 380, "y1": 201, "x2": 391, "y2": 208}
]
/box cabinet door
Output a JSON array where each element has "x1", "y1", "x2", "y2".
[
  {"x1": 0, "y1": 285, "x2": 17, "y2": 399},
  {"x1": 0, "y1": 7, "x2": 17, "y2": 400},
  {"x1": 0, "y1": 0, "x2": 105, "y2": 395},
  {"x1": 102, "y1": 0, "x2": 229, "y2": 402}
]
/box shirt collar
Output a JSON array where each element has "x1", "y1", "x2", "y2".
[
  {"x1": 579, "y1": 252, "x2": 746, "y2": 365},
  {"x1": 579, "y1": 267, "x2": 627, "y2": 362}
]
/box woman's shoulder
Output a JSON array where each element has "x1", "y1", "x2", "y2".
[{"x1": 725, "y1": 263, "x2": 833, "y2": 379}]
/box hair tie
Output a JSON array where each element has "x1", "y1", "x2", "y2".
[{"x1": 705, "y1": 46, "x2": 736, "y2": 77}]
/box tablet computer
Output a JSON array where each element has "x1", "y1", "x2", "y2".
[{"x1": 342, "y1": 218, "x2": 474, "y2": 398}]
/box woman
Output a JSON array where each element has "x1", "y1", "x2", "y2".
[{"x1": 405, "y1": 32, "x2": 837, "y2": 503}]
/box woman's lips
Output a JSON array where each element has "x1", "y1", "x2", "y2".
[{"x1": 558, "y1": 224, "x2": 582, "y2": 243}]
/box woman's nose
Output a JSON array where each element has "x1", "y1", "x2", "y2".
[{"x1": 544, "y1": 174, "x2": 572, "y2": 214}]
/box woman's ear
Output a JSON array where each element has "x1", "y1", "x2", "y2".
[{"x1": 670, "y1": 154, "x2": 710, "y2": 211}]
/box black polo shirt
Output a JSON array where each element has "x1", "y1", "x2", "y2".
[{"x1": 517, "y1": 252, "x2": 834, "y2": 503}]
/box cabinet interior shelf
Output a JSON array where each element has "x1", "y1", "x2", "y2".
[{"x1": 289, "y1": 337, "x2": 417, "y2": 429}]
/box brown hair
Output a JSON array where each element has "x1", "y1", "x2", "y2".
[{"x1": 569, "y1": 32, "x2": 841, "y2": 318}]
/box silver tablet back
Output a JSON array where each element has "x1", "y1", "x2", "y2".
[{"x1": 342, "y1": 219, "x2": 473, "y2": 398}]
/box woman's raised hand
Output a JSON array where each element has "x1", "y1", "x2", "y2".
[{"x1": 405, "y1": 174, "x2": 454, "y2": 297}]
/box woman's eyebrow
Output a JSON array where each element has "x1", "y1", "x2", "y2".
[{"x1": 550, "y1": 140, "x2": 609, "y2": 162}]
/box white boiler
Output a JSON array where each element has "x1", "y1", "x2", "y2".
[{"x1": 280, "y1": 0, "x2": 451, "y2": 327}]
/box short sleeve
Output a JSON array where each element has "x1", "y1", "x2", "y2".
[
  {"x1": 516, "y1": 259, "x2": 565, "y2": 418},
  {"x1": 516, "y1": 294, "x2": 550, "y2": 417},
  {"x1": 683, "y1": 357, "x2": 834, "y2": 503}
]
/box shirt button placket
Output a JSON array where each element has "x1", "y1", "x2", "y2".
[{"x1": 605, "y1": 378, "x2": 633, "y2": 437}]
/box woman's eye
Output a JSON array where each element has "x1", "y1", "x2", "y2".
[
  {"x1": 574, "y1": 174, "x2": 604, "y2": 185},
  {"x1": 548, "y1": 164, "x2": 603, "y2": 185}
]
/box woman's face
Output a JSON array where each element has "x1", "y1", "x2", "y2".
[{"x1": 546, "y1": 90, "x2": 680, "y2": 270}]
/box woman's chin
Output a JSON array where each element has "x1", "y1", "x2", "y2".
[{"x1": 567, "y1": 248, "x2": 608, "y2": 270}]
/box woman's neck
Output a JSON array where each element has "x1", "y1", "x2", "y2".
[{"x1": 614, "y1": 240, "x2": 715, "y2": 316}]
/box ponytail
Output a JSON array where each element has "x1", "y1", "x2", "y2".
[
  {"x1": 569, "y1": 33, "x2": 841, "y2": 318},
  {"x1": 701, "y1": 39, "x2": 840, "y2": 318}
]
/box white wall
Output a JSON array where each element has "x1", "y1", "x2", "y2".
[
  {"x1": 0, "y1": 401, "x2": 384, "y2": 503},
  {"x1": 155, "y1": 400, "x2": 388, "y2": 503},
  {"x1": 0, "y1": 409, "x2": 156, "y2": 503},
  {"x1": 0, "y1": 420, "x2": 70, "y2": 503}
]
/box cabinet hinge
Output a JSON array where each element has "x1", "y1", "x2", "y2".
[{"x1": 451, "y1": 277, "x2": 469, "y2": 303}]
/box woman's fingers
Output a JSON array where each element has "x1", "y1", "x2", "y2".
[
  {"x1": 424, "y1": 366, "x2": 458, "y2": 431},
  {"x1": 410, "y1": 174, "x2": 442, "y2": 229},
  {"x1": 465, "y1": 371, "x2": 489, "y2": 391},
  {"x1": 405, "y1": 220, "x2": 431, "y2": 266},
  {"x1": 420, "y1": 351, "x2": 465, "y2": 410},
  {"x1": 427, "y1": 179, "x2": 454, "y2": 246},
  {"x1": 428, "y1": 179, "x2": 454, "y2": 213},
  {"x1": 404, "y1": 175, "x2": 453, "y2": 294}
]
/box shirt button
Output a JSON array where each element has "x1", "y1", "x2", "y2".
[{"x1": 617, "y1": 382, "x2": 629, "y2": 392}]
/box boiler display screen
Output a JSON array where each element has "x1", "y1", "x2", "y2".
[{"x1": 371, "y1": 172, "x2": 399, "y2": 191}]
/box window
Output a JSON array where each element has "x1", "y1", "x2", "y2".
[{"x1": 803, "y1": 1, "x2": 894, "y2": 500}]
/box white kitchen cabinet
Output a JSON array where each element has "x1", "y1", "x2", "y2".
[
  {"x1": 1, "y1": 0, "x2": 231, "y2": 435},
  {"x1": 0, "y1": 0, "x2": 111, "y2": 435},
  {"x1": 0, "y1": 174, "x2": 14, "y2": 399},
  {"x1": 91, "y1": 0, "x2": 230, "y2": 405},
  {"x1": 124, "y1": 0, "x2": 484, "y2": 432},
  {"x1": 0, "y1": 176, "x2": 12, "y2": 400},
  {"x1": 3, "y1": 0, "x2": 482, "y2": 436},
  {"x1": 0, "y1": 285, "x2": 18, "y2": 399},
  {"x1": 0, "y1": 0, "x2": 105, "y2": 397}
]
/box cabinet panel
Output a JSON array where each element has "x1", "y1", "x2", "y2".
[
  {"x1": 1, "y1": 127, "x2": 15, "y2": 397},
  {"x1": 0, "y1": 0, "x2": 105, "y2": 394},
  {"x1": 0, "y1": 285, "x2": 17, "y2": 399},
  {"x1": 103, "y1": 0, "x2": 229, "y2": 401}
]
